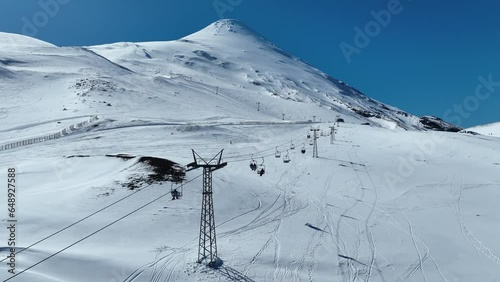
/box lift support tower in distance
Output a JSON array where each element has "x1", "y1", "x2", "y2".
[
  {"x1": 330, "y1": 125, "x2": 335, "y2": 144},
  {"x1": 310, "y1": 127, "x2": 320, "y2": 158},
  {"x1": 187, "y1": 149, "x2": 227, "y2": 266}
]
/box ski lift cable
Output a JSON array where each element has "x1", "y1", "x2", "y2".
[
  {"x1": 223, "y1": 132, "x2": 307, "y2": 161},
  {"x1": 224, "y1": 134, "x2": 310, "y2": 163},
  {"x1": 0, "y1": 179, "x2": 162, "y2": 263},
  {"x1": 225, "y1": 152, "x2": 277, "y2": 164},
  {"x1": 2, "y1": 174, "x2": 203, "y2": 279},
  {"x1": 224, "y1": 131, "x2": 306, "y2": 158},
  {"x1": 208, "y1": 127, "x2": 321, "y2": 164},
  {"x1": 225, "y1": 139, "x2": 306, "y2": 163},
  {"x1": 226, "y1": 147, "x2": 303, "y2": 164}
]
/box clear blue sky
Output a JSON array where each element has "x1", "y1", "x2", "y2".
[{"x1": 1, "y1": 0, "x2": 499, "y2": 127}]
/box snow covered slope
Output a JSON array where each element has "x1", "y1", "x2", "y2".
[
  {"x1": 1, "y1": 121, "x2": 500, "y2": 281},
  {"x1": 468, "y1": 122, "x2": 500, "y2": 137}
]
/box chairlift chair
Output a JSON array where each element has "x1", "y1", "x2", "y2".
[
  {"x1": 309, "y1": 139, "x2": 314, "y2": 145},
  {"x1": 301, "y1": 144, "x2": 306, "y2": 154},
  {"x1": 250, "y1": 154, "x2": 257, "y2": 171},
  {"x1": 171, "y1": 182, "x2": 183, "y2": 200},
  {"x1": 275, "y1": 147, "x2": 281, "y2": 158},
  {"x1": 257, "y1": 157, "x2": 266, "y2": 176},
  {"x1": 283, "y1": 150, "x2": 291, "y2": 163},
  {"x1": 290, "y1": 141, "x2": 295, "y2": 150},
  {"x1": 307, "y1": 133, "x2": 311, "y2": 139}
]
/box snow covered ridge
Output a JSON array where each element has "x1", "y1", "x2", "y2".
[
  {"x1": 1, "y1": 19, "x2": 459, "y2": 131},
  {"x1": 0, "y1": 32, "x2": 56, "y2": 48},
  {"x1": 467, "y1": 122, "x2": 500, "y2": 137}
]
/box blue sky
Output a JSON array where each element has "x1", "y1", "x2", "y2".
[{"x1": 1, "y1": 0, "x2": 499, "y2": 127}]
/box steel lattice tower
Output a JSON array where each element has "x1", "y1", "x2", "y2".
[
  {"x1": 199, "y1": 166, "x2": 217, "y2": 264},
  {"x1": 311, "y1": 128, "x2": 320, "y2": 158},
  {"x1": 187, "y1": 150, "x2": 227, "y2": 266},
  {"x1": 330, "y1": 125, "x2": 335, "y2": 144}
]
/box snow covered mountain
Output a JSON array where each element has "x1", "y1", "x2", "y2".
[
  {"x1": 3, "y1": 20, "x2": 499, "y2": 282},
  {"x1": 1, "y1": 20, "x2": 459, "y2": 131}
]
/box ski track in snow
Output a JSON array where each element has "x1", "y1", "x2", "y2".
[
  {"x1": 342, "y1": 127, "x2": 449, "y2": 282},
  {"x1": 244, "y1": 158, "x2": 308, "y2": 281},
  {"x1": 347, "y1": 149, "x2": 378, "y2": 282},
  {"x1": 452, "y1": 181, "x2": 500, "y2": 266},
  {"x1": 332, "y1": 142, "x2": 368, "y2": 282},
  {"x1": 384, "y1": 193, "x2": 448, "y2": 281},
  {"x1": 123, "y1": 192, "x2": 267, "y2": 281},
  {"x1": 305, "y1": 172, "x2": 335, "y2": 282}
]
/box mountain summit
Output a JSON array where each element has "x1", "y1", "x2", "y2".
[{"x1": 188, "y1": 19, "x2": 265, "y2": 38}]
